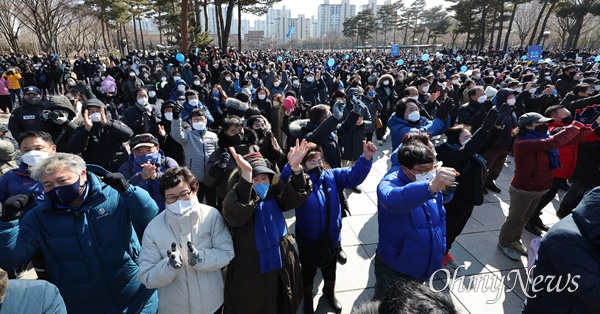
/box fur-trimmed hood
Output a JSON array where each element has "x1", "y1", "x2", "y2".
[
  {"x1": 376, "y1": 74, "x2": 395, "y2": 88},
  {"x1": 217, "y1": 126, "x2": 258, "y2": 148},
  {"x1": 225, "y1": 98, "x2": 249, "y2": 117}
]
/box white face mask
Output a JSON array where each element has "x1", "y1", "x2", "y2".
[
  {"x1": 148, "y1": 91, "x2": 156, "y2": 98},
  {"x1": 252, "y1": 74, "x2": 258, "y2": 78},
  {"x1": 460, "y1": 138, "x2": 471, "y2": 147},
  {"x1": 507, "y1": 98, "x2": 516, "y2": 106},
  {"x1": 595, "y1": 85, "x2": 600, "y2": 91},
  {"x1": 412, "y1": 169, "x2": 436, "y2": 182},
  {"x1": 164, "y1": 112, "x2": 173, "y2": 121},
  {"x1": 177, "y1": 85, "x2": 186, "y2": 92},
  {"x1": 165, "y1": 198, "x2": 194, "y2": 215},
  {"x1": 194, "y1": 80, "x2": 201, "y2": 85},
  {"x1": 422, "y1": 85, "x2": 430, "y2": 93},
  {"x1": 477, "y1": 95, "x2": 487, "y2": 103},
  {"x1": 452, "y1": 79, "x2": 459, "y2": 84},
  {"x1": 22, "y1": 150, "x2": 49, "y2": 167},
  {"x1": 515, "y1": 87, "x2": 523, "y2": 93},
  {"x1": 137, "y1": 98, "x2": 148, "y2": 106},
  {"x1": 188, "y1": 99, "x2": 199, "y2": 107},
  {"x1": 193, "y1": 121, "x2": 206, "y2": 131},
  {"x1": 410, "y1": 95, "x2": 419, "y2": 101},
  {"x1": 293, "y1": 80, "x2": 299, "y2": 85},
  {"x1": 545, "y1": 76, "x2": 551, "y2": 80},
  {"x1": 161, "y1": 77, "x2": 167, "y2": 82},
  {"x1": 273, "y1": 82, "x2": 280, "y2": 87},
  {"x1": 306, "y1": 76, "x2": 314, "y2": 82},
  {"x1": 383, "y1": 81, "x2": 390, "y2": 86},
  {"x1": 258, "y1": 94, "x2": 266, "y2": 100},
  {"x1": 225, "y1": 76, "x2": 232, "y2": 81},
  {"x1": 173, "y1": 76, "x2": 181, "y2": 81},
  {"x1": 407, "y1": 111, "x2": 420, "y2": 122},
  {"x1": 529, "y1": 88, "x2": 537, "y2": 94},
  {"x1": 90, "y1": 112, "x2": 102, "y2": 122}
]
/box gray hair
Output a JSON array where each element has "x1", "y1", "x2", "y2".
[{"x1": 30, "y1": 153, "x2": 86, "y2": 181}]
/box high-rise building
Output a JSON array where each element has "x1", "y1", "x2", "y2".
[
  {"x1": 317, "y1": 0, "x2": 356, "y2": 37},
  {"x1": 360, "y1": 0, "x2": 381, "y2": 15},
  {"x1": 266, "y1": 6, "x2": 291, "y2": 40},
  {"x1": 287, "y1": 14, "x2": 312, "y2": 40}
]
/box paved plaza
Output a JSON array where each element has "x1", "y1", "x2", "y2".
[{"x1": 288, "y1": 139, "x2": 560, "y2": 314}]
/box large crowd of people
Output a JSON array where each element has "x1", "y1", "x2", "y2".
[{"x1": 0, "y1": 45, "x2": 599, "y2": 313}]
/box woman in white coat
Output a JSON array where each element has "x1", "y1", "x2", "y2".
[{"x1": 137, "y1": 167, "x2": 234, "y2": 314}]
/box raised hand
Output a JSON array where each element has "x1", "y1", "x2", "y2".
[
  {"x1": 363, "y1": 141, "x2": 377, "y2": 161},
  {"x1": 229, "y1": 146, "x2": 253, "y2": 181},
  {"x1": 496, "y1": 103, "x2": 512, "y2": 125},
  {"x1": 158, "y1": 125, "x2": 166, "y2": 138},
  {"x1": 166, "y1": 242, "x2": 183, "y2": 269},
  {"x1": 83, "y1": 109, "x2": 93, "y2": 131},
  {"x1": 429, "y1": 167, "x2": 459, "y2": 194},
  {"x1": 103, "y1": 172, "x2": 130, "y2": 193},
  {"x1": 287, "y1": 139, "x2": 308, "y2": 171},
  {"x1": 481, "y1": 108, "x2": 500, "y2": 131}
]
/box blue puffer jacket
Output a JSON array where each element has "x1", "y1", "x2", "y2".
[
  {"x1": 118, "y1": 149, "x2": 179, "y2": 211},
  {"x1": 0, "y1": 173, "x2": 159, "y2": 314},
  {"x1": 180, "y1": 100, "x2": 214, "y2": 125},
  {"x1": 0, "y1": 279, "x2": 67, "y2": 314},
  {"x1": 377, "y1": 169, "x2": 450, "y2": 279},
  {"x1": 0, "y1": 162, "x2": 44, "y2": 210},
  {"x1": 280, "y1": 156, "x2": 372, "y2": 246},
  {"x1": 388, "y1": 114, "x2": 450, "y2": 151}
]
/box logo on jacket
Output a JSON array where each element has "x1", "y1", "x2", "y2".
[{"x1": 97, "y1": 207, "x2": 109, "y2": 219}]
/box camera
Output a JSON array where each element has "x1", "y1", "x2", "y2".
[{"x1": 42, "y1": 109, "x2": 63, "y2": 121}]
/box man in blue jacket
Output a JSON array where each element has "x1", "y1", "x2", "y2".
[
  {"x1": 375, "y1": 141, "x2": 458, "y2": 300},
  {"x1": 388, "y1": 97, "x2": 453, "y2": 151},
  {"x1": 0, "y1": 153, "x2": 159, "y2": 313},
  {"x1": 0, "y1": 267, "x2": 66, "y2": 314}
]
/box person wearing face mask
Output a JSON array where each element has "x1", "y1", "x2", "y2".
[
  {"x1": 68, "y1": 99, "x2": 133, "y2": 172},
  {"x1": 204, "y1": 116, "x2": 262, "y2": 209},
  {"x1": 302, "y1": 71, "x2": 325, "y2": 109},
  {"x1": 180, "y1": 90, "x2": 213, "y2": 124},
  {"x1": 413, "y1": 78, "x2": 441, "y2": 119},
  {"x1": 219, "y1": 71, "x2": 236, "y2": 98},
  {"x1": 559, "y1": 83, "x2": 600, "y2": 113},
  {"x1": 388, "y1": 97, "x2": 452, "y2": 151},
  {"x1": 146, "y1": 85, "x2": 163, "y2": 109},
  {"x1": 265, "y1": 62, "x2": 289, "y2": 96},
  {"x1": 123, "y1": 70, "x2": 144, "y2": 105},
  {"x1": 279, "y1": 141, "x2": 375, "y2": 314},
  {"x1": 362, "y1": 86, "x2": 383, "y2": 143},
  {"x1": 170, "y1": 79, "x2": 190, "y2": 102},
  {"x1": 249, "y1": 70, "x2": 264, "y2": 89},
  {"x1": 118, "y1": 133, "x2": 179, "y2": 213},
  {"x1": 435, "y1": 107, "x2": 507, "y2": 268},
  {"x1": 497, "y1": 113, "x2": 588, "y2": 261},
  {"x1": 375, "y1": 74, "x2": 399, "y2": 145},
  {"x1": 458, "y1": 85, "x2": 495, "y2": 128},
  {"x1": 246, "y1": 115, "x2": 285, "y2": 172},
  {"x1": 252, "y1": 86, "x2": 272, "y2": 120},
  {"x1": 156, "y1": 100, "x2": 189, "y2": 166},
  {"x1": 8, "y1": 86, "x2": 46, "y2": 140},
  {"x1": 374, "y1": 142, "x2": 458, "y2": 300},
  {"x1": 470, "y1": 69, "x2": 484, "y2": 86},
  {"x1": 137, "y1": 167, "x2": 234, "y2": 314},
  {"x1": 178, "y1": 62, "x2": 194, "y2": 85},
  {"x1": 523, "y1": 105, "x2": 597, "y2": 235},
  {"x1": 171, "y1": 107, "x2": 218, "y2": 206},
  {"x1": 36, "y1": 95, "x2": 78, "y2": 153},
  {"x1": 287, "y1": 75, "x2": 303, "y2": 99},
  {"x1": 555, "y1": 65, "x2": 579, "y2": 98},
  {"x1": 209, "y1": 60, "x2": 224, "y2": 86},
  {"x1": 122, "y1": 87, "x2": 162, "y2": 136},
  {"x1": 0, "y1": 153, "x2": 159, "y2": 313},
  {"x1": 222, "y1": 143, "x2": 312, "y2": 314}
]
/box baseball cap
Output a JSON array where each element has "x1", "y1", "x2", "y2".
[
  {"x1": 23, "y1": 86, "x2": 42, "y2": 95},
  {"x1": 130, "y1": 133, "x2": 159, "y2": 150},
  {"x1": 518, "y1": 112, "x2": 554, "y2": 127}
]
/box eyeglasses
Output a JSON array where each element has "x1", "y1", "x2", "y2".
[
  {"x1": 410, "y1": 161, "x2": 440, "y2": 176},
  {"x1": 165, "y1": 190, "x2": 192, "y2": 203}
]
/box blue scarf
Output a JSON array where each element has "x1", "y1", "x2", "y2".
[
  {"x1": 254, "y1": 198, "x2": 287, "y2": 274},
  {"x1": 517, "y1": 130, "x2": 561, "y2": 169}
]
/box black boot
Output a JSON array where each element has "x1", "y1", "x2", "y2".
[
  {"x1": 323, "y1": 282, "x2": 342, "y2": 313},
  {"x1": 303, "y1": 290, "x2": 314, "y2": 314}
]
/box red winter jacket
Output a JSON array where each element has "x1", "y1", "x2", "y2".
[
  {"x1": 511, "y1": 125, "x2": 584, "y2": 192},
  {"x1": 549, "y1": 122, "x2": 600, "y2": 179}
]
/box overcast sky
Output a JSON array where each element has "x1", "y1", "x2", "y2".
[{"x1": 242, "y1": 0, "x2": 449, "y2": 21}]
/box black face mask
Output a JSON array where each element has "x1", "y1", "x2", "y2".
[
  {"x1": 535, "y1": 124, "x2": 549, "y2": 134},
  {"x1": 306, "y1": 166, "x2": 322, "y2": 176},
  {"x1": 227, "y1": 133, "x2": 243, "y2": 146},
  {"x1": 561, "y1": 115, "x2": 574, "y2": 125},
  {"x1": 254, "y1": 128, "x2": 265, "y2": 139}
]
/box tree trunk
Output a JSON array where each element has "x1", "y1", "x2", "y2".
[
  {"x1": 479, "y1": 6, "x2": 488, "y2": 51},
  {"x1": 194, "y1": 0, "x2": 200, "y2": 32},
  {"x1": 503, "y1": 2, "x2": 517, "y2": 50},
  {"x1": 101, "y1": 19, "x2": 110, "y2": 53},
  {"x1": 221, "y1": 0, "x2": 235, "y2": 49},
  {"x1": 529, "y1": 1, "x2": 547, "y2": 46},
  {"x1": 132, "y1": 16, "x2": 139, "y2": 50},
  {"x1": 495, "y1": 1, "x2": 504, "y2": 50},
  {"x1": 157, "y1": 11, "x2": 163, "y2": 44},
  {"x1": 139, "y1": 18, "x2": 145, "y2": 51},
  {"x1": 489, "y1": 8, "x2": 496, "y2": 49},
  {"x1": 237, "y1": 1, "x2": 242, "y2": 50},
  {"x1": 123, "y1": 23, "x2": 130, "y2": 55},
  {"x1": 215, "y1": 0, "x2": 224, "y2": 47},
  {"x1": 536, "y1": 2, "x2": 556, "y2": 45},
  {"x1": 181, "y1": 0, "x2": 188, "y2": 52},
  {"x1": 116, "y1": 23, "x2": 123, "y2": 56},
  {"x1": 203, "y1": 0, "x2": 209, "y2": 33},
  {"x1": 403, "y1": 17, "x2": 409, "y2": 45},
  {"x1": 466, "y1": 11, "x2": 472, "y2": 49},
  {"x1": 567, "y1": 16, "x2": 585, "y2": 49}
]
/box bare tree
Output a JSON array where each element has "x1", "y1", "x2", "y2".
[
  {"x1": 513, "y1": 3, "x2": 537, "y2": 47},
  {"x1": 326, "y1": 29, "x2": 342, "y2": 51},
  {"x1": 15, "y1": 0, "x2": 75, "y2": 53},
  {"x1": 0, "y1": 0, "x2": 23, "y2": 53},
  {"x1": 63, "y1": 15, "x2": 96, "y2": 52}
]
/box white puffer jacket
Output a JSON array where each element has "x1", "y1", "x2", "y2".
[{"x1": 138, "y1": 201, "x2": 234, "y2": 314}]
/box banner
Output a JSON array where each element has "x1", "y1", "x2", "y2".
[
  {"x1": 391, "y1": 44, "x2": 399, "y2": 57},
  {"x1": 528, "y1": 45, "x2": 543, "y2": 62}
]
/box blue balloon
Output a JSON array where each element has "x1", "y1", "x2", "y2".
[
  {"x1": 278, "y1": 56, "x2": 283, "y2": 61},
  {"x1": 421, "y1": 54, "x2": 430, "y2": 61},
  {"x1": 456, "y1": 56, "x2": 462, "y2": 61},
  {"x1": 460, "y1": 65, "x2": 468, "y2": 72},
  {"x1": 595, "y1": 56, "x2": 600, "y2": 62},
  {"x1": 327, "y1": 59, "x2": 335, "y2": 67},
  {"x1": 522, "y1": 55, "x2": 527, "y2": 60},
  {"x1": 285, "y1": 51, "x2": 289, "y2": 55},
  {"x1": 344, "y1": 54, "x2": 350, "y2": 60},
  {"x1": 397, "y1": 60, "x2": 404, "y2": 66},
  {"x1": 176, "y1": 53, "x2": 185, "y2": 62}
]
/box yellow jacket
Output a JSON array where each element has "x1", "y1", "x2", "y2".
[{"x1": 2, "y1": 72, "x2": 21, "y2": 89}]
